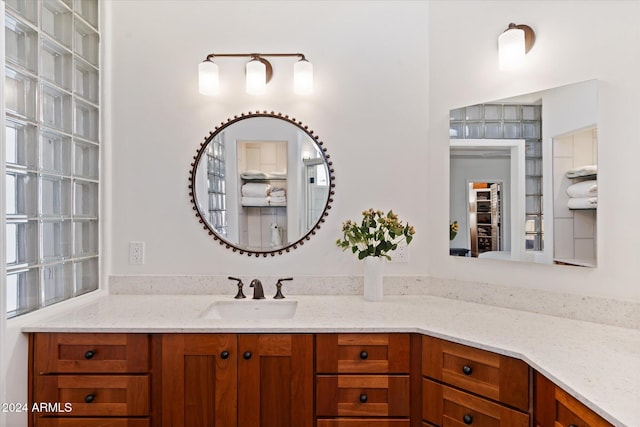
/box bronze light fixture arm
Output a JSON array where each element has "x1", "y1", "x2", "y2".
[{"x1": 203, "y1": 53, "x2": 307, "y2": 61}]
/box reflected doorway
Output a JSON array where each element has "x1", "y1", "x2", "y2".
[
  {"x1": 304, "y1": 159, "x2": 329, "y2": 230},
  {"x1": 468, "y1": 182, "x2": 502, "y2": 257}
]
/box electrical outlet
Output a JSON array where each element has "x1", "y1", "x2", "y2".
[
  {"x1": 390, "y1": 240, "x2": 409, "y2": 263},
  {"x1": 129, "y1": 241, "x2": 145, "y2": 265}
]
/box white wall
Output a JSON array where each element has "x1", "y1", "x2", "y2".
[
  {"x1": 428, "y1": 0, "x2": 640, "y2": 300},
  {"x1": 108, "y1": 0, "x2": 640, "y2": 301},
  {"x1": 108, "y1": 0, "x2": 430, "y2": 278}
]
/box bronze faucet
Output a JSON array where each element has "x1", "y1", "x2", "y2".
[{"x1": 250, "y1": 279, "x2": 265, "y2": 299}]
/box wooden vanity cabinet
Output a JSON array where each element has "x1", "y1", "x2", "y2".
[
  {"x1": 29, "y1": 332, "x2": 617, "y2": 427},
  {"x1": 534, "y1": 372, "x2": 613, "y2": 427},
  {"x1": 158, "y1": 333, "x2": 313, "y2": 427},
  {"x1": 421, "y1": 335, "x2": 532, "y2": 427},
  {"x1": 29, "y1": 333, "x2": 151, "y2": 427}
]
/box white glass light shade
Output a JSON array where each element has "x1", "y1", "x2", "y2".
[
  {"x1": 293, "y1": 59, "x2": 313, "y2": 95},
  {"x1": 246, "y1": 59, "x2": 266, "y2": 95},
  {"x1": 198, "y1": 60, "x2": 219, "y2": 95},
  {"x1": 499, "y1": 28, "x2": 526, "y2": 71}
]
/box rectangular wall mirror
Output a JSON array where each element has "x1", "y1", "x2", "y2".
[{"x1": 449, "y1": 80, "x2": 598, "y2": 267}]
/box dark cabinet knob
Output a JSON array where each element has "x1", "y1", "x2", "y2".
[
  {"x1": 359, "y1": 394, "x2": 368, "y2": 403},
  {"x1": 568, "y1": 425, "x2": 578, "y2": 427},
  {"x1": 84, "y1": 394, "x2": 96, "y2": 404},
  {"x1": 463, "y1": 414, "x2": 473, "y2": 424},
  {"x1": 84, "y1": 350, "x2": 95, "y2": 360},
  {"x1": 462, "y1": 365, "x2": 473, "y2": 375},
  {"x1": 359, "y1": 351, "x2": 368, "y2": 360},
  {"x1": 220, "y1": 351, "x2": 229, "y2": 359},
  {"x1": 243, "y1": 351, "x2": 252, "y2": 360}
]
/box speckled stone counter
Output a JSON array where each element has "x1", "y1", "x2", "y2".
[{"x1": 23, "y1": 294, "x2": 640, "y2": 426}]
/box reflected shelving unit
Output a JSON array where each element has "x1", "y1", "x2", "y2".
[{"x1": 469, "y1": 183, "x2": 501, "y2": 257}]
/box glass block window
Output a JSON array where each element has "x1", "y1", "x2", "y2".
[
  {"x1": 206, "y1": 138, "x2": 227, "y2": 237},
  {"x1": 5, "y1": 0, "x2": 100, "y2": 318},
  {"x1": 450, "y1": 103, "x2": 543, "y2": 251}
]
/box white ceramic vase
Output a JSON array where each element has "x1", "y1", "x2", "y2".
[{"x1": 363, "y1": 256, "x2": 384, "y2": 301}]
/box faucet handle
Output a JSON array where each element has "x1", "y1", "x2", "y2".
[
  {"x1": 274, "y1": 277, "x2": 293, "y2": 299},
  {"x1": 228, "y1": 276, "x2": 246, "y2": 299}
]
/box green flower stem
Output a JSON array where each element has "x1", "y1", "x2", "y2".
[{"x1": 337, "y1": 209, "x2": 415, "y2": 260}]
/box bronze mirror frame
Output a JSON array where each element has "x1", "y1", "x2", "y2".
[{"x1": 188, "y1": 111, "x2": 336, "y2": 257}]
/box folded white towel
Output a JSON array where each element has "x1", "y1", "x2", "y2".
[
  {"x1": 269, "y1": 196, "x2": 287, "y2": 204},
  {"x1": 241, "y1": 196, "x2": 269, "y2": 206},
  {"x1": 568, "y1": 197, "x2": 597, "y2": 210},
  {"x1": 566, "y1": 165, "x2": 597, "y2": 178},
  {"x1": 241, "y1": 169, "x2": 270, "y2": 179},
  {"x1": 242, "y1": 183, "x2": 271, "y2": 197},
  {"x1": 270, "y1": 189, "x2": 286, "y2": 197},
  {"x1": 270, "y1": 171, "x2": 287, "y2": 178},
  {"x1": 566, "y1": 180, "x2": 597, "y2": 198}
]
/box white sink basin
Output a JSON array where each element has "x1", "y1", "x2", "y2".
[{"x1": 200, "y1": 300, "x2": 298, "y2": 320}]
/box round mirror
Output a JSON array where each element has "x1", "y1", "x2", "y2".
[{"x1": 189, "y1": 111, "x2": 335, "y2": 256}]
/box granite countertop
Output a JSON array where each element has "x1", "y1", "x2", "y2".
[{"x1": 23, "y1": 294, "x2": 640, "y2": 427}]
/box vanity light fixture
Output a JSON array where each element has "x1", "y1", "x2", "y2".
[
  {"x1": 498, "y1": 23, "x2": 536, "y2": 71},
  {"x1": 198, "y1": 53, "x2": 313, "y2": 96}
]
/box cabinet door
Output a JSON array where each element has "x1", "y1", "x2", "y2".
[
  {"x1": 535, "y1": 372, "x2": 613, "y2": 427},
  {"x1": 237, "y1": 334, "x2": 313, "y2": 427},
  {"x1": 160, "y1": 334, "x2": 237, "y2": 427}
]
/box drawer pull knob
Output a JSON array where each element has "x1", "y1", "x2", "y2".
[
  {"x1": 359, "y1": 394, "x2": 368, "y2": 403},
  {"x1": 220, "y1": 351, "x2": 230, "y2": 359},
  {"x1": 568, "y1": 425, "x2": 578, "y2": 427},
  {"x1": 243, "y1": 351, "x2": 252, "y2": 360},
  {"x1": 359, "y1": 351, "x2": 368, "y2": 360},
  {"x1": 463, "y1": 414, "x2": 473, "y2": 424},
  {"x1": 84, "y1": 350, "x2": 96, "y2": 360},
  {"x1": 84, "y1": 394, "x2": 96, "y2": 404},
  {"x1": 462, "y1": 365, "x2": 473, "y2": 375}
]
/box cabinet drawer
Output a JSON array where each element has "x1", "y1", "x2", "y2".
[
  {"x1": 34, "y1": 333, "x2": 150, "y2": 374},
  {"x1": 422, "y1": 335, "x2": 529, "y2": 411},
  {"x1": 423, "y1": 379, "x2": 529, "y2": 427},
  {"x1": 34, "y1": 375, "x2": 149, "y2": 417},
  {"x1": 316, "y1": 334, "x2": 410, "y2": 373},
  {"x1": 317, "y1": 420, "x2": 409, "y2": 427},
  {"x1": 35, "y1": 419, "x2": 149, "y2": 427},
  {"x1": 316, "y1": 375, "x2": 410, "y2": 417}
]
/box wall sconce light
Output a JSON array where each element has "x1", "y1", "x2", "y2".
[
  {"x1": 498, "y1": 23, "x2": 535, "y2": 70},
  {"x1": 198, "y1": 53, "x2": 313, "y2": 96}
]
